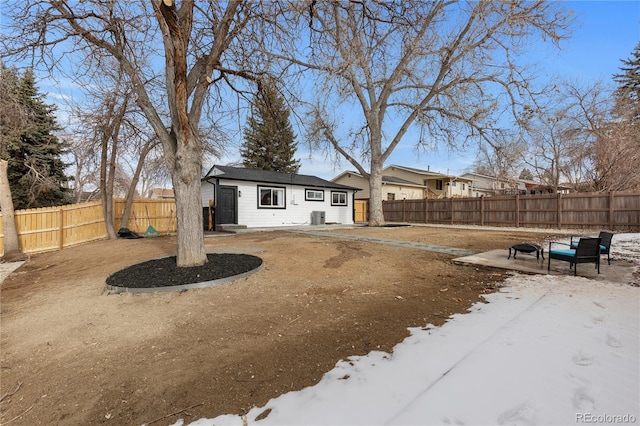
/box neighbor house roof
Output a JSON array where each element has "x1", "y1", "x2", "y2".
[
  {"x1": 332, "y1": 170, "x2": 426, "y2": 188},
  {"x1": 385, "y1": 164, "x2": 449, "y2": 177},
  {"x1": 203, "y1": 165, "x2": 361, "y2": 191},
  {"x1": 385, "y1": 165, "x2": 473, "y2": 183},
  {"x1": 148, "y1": 188, "x2": 175, "y2": 198}
]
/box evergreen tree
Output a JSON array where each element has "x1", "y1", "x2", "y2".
[
  {"x1": 1, "y1": 66, "x2": 72, "y2": 209},
  {"x1": 241, "y1": 80, "x2": 300, "y2": 173},
  {"x1": 519, "y1": 169, "x2": 534, "y2": 181},
  {"x1": 613, "y1": 42, "x2": 640, "y2": 122}
]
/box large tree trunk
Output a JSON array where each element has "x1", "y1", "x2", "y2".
[
  {"x1": 171, "y1": 134, "x2": 206, "y2": 267},
  {"x1": 368, "y1": 162, "x2": 385, "y2": 226},
  {"x1": 0, "y1": 159, "x2": 27, "y2": 261}
]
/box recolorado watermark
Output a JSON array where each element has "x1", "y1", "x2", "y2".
[{"x1": 576, "y1": 413, "x2": 637, "y2": 424}]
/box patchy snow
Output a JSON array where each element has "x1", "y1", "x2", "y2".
[{"x1": 175, "y1": 234, "x2": 640, "y2": 426}]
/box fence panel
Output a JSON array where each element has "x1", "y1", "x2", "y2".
[
  {"x1": 381, "y1": 191, "x2": 640, "y2": 231},
  {"x1": 611, "y1": 191, "x2": 640, "y2": 230},
  {"x1": 483, "y1": 196, "x2": 516, "y2": 227},
  {"x1": 0, "y1": 201, "x2": 107, "y2": 256},
  {"x1": 518, "y1": 194, "x2": 557, "y2": 228},
  {"x1": 113, "y1": 198, "x2": 177, "y2": 235},
  {"x1": 0, "y1": 199, "x2": 177, "y2": 257},
  {"x1": 404, "y1": 199, "x2": 425, "y2": 223},
  {"x1": 424, "y1": 199, "x2": 447, "y2": 224},
  {"x1": 453, "y1": 197, "x2": 481, "y2": 225},
  {"x1": 382, "y1": 200, "x2": 403, "y2": 222},
  {"x1": 62, "y1": 202, "x2": 106, "y2": 248},
  {"x1": 560, "y1": 193, "x2": 609, "y2": 229}
]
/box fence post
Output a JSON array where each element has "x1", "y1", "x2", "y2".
[
  {"x1": 450, "y1": 197, "x2": 454, "y2": 225},
  {"x1": 480, "y1": 196, "x2": 484, "y2": 226},
  {"x1": 515, "y1": 193, "x2": 520, "y2": 228},
  {"x1": 609, "y1": 191, "x2": 614, "y2": 230},
  {"x1": 402, "y1": 199, "x2": 406, "y2": 222},
  {"x1": 58, "y1": 206, "x2": 64, "y2": 250},
  {"x1": 557, "y1": 193, "x2": 562, "y2": 229},
  {"x1": 424, "y1": 198, "x2": 429, "y2": 224}
]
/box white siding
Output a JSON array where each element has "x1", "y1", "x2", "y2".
[
  {"x1": 201, "y1": 181, "x2": 215, "y2": 206},
  {"x1": 202, "y1": 179, "x2": 354, "y2": 228}
]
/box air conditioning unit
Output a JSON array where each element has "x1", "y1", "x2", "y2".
[{"x1": 311, "y1": 211, "x2": 325, "y2": 225}]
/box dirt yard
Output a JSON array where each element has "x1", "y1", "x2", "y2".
[{"x1": 0, "y1": 226, "x2": 564, "y2": 425}]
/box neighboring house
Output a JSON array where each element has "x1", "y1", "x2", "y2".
[
  {"x1": 201, "y1": 165, "x2": 361, "y2": 230},
  {"x1": 459, "y1": 172, "x2": 519, "y2": 197},
  {"x1": 522, "y1": 180, "x2": 572, "y2": 194},
  {"x1": 384, "y1": 165, "x2": 473, "y2": 198},
  {"x1": 331, "y1": 171, "x2": 427, "y2": 200},
  {"x1": 460, "y1": 173, "x2": 571, "y2": 196},
  {"x1": 148, "y1": 188, "x2": 175, "y2": 199},
  {"x1": 334, "y1": 165, "x2": 473, "y2": 200}
]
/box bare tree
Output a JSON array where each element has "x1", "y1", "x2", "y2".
[
  {"x1": 522, "y1": 106, "x2": 577, "y2": 192},
  {"x1": 522, "y1": 81, "x2": 623, "y2": 192},
  {"x1": 63, "y1": 133, "x2": 100, "y2": 202},
  {"x1": 471, "y1": 130, "x2": 526, "y2": 181},
  {"x1": 2, "y1": 0, "x2": 272, "y2": 266},
  {"x1": 0, "y1": 65, "x2": 28, "y2": 260},
  {"x1": 590, "y1": 95, "x2": 640, "y2": 191},
  {"x1": 283, "y1": 1, "x2": 573, "y2": 225}
]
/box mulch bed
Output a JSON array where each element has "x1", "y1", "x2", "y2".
[{"x1": 106, "y1": 253, "x2": 263, "y2": 289}]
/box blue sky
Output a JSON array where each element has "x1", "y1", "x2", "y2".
[
  {"x1": 30, "y1": 1, "x2": 639, "y2": 181},
  {"x1": 292, "y1": 1, "x2": 640, "y2": 180}
]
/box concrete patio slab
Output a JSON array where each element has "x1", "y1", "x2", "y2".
[{"x1": 453, "y1": 249, "x2": 638, "y2": 285}]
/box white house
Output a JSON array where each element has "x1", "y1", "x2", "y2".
[{"x1": 201, "y1": 165, "x2": 361, "y2": 230}]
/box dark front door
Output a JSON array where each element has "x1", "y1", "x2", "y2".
[{"x1": 217, "y1": 186, "x2": 237, "y2": 225}]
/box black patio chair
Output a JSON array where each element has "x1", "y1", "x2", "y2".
[
  {"x1": 571, "y1": 231, "x2": 614, "y2": 265},
  {"x1": 548, "y1": 237, "x2": 601, "y2": 276}
]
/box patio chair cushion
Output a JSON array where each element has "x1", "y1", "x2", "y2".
[{"x1": 549, "y1": 249, "x2": 575, "y2": 257}]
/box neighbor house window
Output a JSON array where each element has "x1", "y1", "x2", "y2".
[
  {"x1": 462, "y1": 183, "x2": 466, "y2": 190},
  {"x1": 305, "y1": 189, "x2": 324, "y2": 201},
  {"x1": 435, "y1": 180, "x2": 443, "y2": 190},
  {"x1": 387, "y1": 193, "x2": 395, "y2": 200},
  {"x1": 331, "y1": 191, "x2": 348, "y2": 206},
  {"x1": 258, "y1": 186, "x2": 285, "y2": 208}
]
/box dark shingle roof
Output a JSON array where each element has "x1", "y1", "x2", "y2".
[{"x1": 203, "y1": 165, "x2": 361, "y2": 191}]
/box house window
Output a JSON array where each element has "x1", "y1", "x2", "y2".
[
  {"x1": 462, "y1": 183, "x2": 466, "y2": 190},
  {"x1": 387, "y1": 193, "x2": 395, "y2": 201},
  {"x1": 436, "y1": 180, "x2": 443, "y2": 190},
  {"x1": 452, "y1": 181, "x2": 457, "y2": 187},
  {"x1": 305, "y1": 189, "x2": 324, "y2": 201},
  {"x1": 331, "y1": 191, "x2": 348, "y2": 206},
  {"x1": 258, "y1": 186, "x2": 285, "y2": 208}
]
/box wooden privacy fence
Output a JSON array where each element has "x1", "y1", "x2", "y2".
[
  {"x1": 113, "y1": 198, "x2": 177, "y2": 236},
  {"x1": 0, "y1": 199, "x2": 177, "y2": 256},
  {"x1": 382, "y1": 191, "x2": 640, "y2": 231}
]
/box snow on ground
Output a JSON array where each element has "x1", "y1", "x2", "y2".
[{"x1": 176, "y1": 234, "x2": 640, "y2": 426}]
